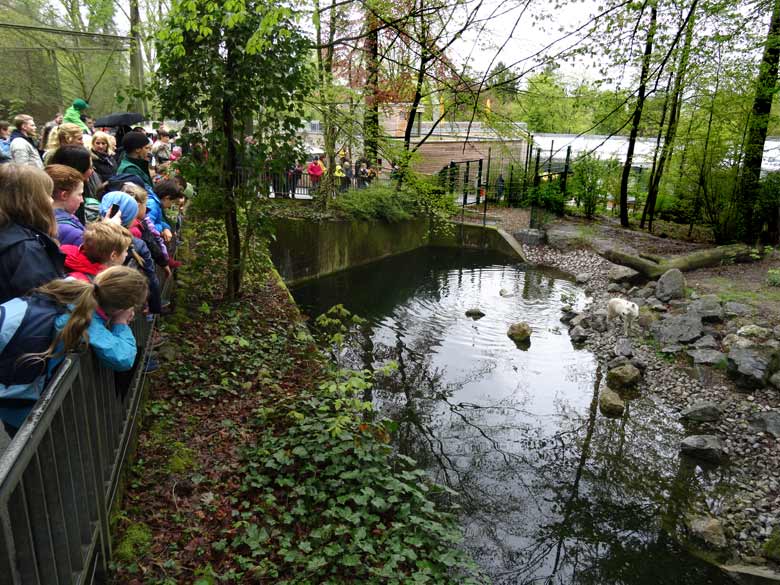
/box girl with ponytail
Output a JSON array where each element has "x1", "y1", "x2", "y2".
[{"x1": 0, "y1": 265, "x2": 147, "y2": 437}]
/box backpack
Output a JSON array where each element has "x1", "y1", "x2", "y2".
[
  {"x1": 84, "y1": 197, "x2": 102, "y2": 223},
  {"x1": 138, "y1": 221, "x2": 167, "y2": 267}
]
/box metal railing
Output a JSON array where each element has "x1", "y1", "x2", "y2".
[{"x1": 0, "y1": 261, "x2": 174, "y2": 584}]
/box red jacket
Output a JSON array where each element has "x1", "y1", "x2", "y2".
[{"x1": 61, "y1": 244, "x2": 105, "y2": 282}]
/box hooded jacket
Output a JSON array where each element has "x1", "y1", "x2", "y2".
[
  {"x1": 145, "y1": 189, "x2": 172, "y2": 234},
  {"x1": 63, "y1": 105, "x2": 90, "y2": 134},
  {"x1": 54, "y1": 208, "x2": 86, "y2": 247},
  {"x1": 9, "y1": 129, "x2": 43, "y2": 168},
  {"x1": 116, "y1": 156, "x2": 153, "y2": 189},
  {"x1": 61, "y1": 244, "x2": 104, "y2": 282},
  {"x1": 0, "y1": 222, "x2": 65, "y2": 304},
  {"x1": 91, "y1": 150, "x2": 117, "y2": 182}
]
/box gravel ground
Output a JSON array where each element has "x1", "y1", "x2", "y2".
[{"x1": 519, "y1": 240, "x2": 780, "y2": 572}]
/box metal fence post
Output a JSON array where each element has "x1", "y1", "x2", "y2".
[{"x1": 561, "y1": 145, "x2": 572, "y2": 196}]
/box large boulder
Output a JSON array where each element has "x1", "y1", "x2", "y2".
[
  {"x1": 687, "y1": 516, "x2": 727, "y2": 549},
  {"x1": 575, "y1": 273, "x2": 591, "y2": 284},
  {"x1": 466, "y1": 308, "x2": 485, "y2": 320},
  {"x1": 508, "y1": 322, "x2": 532, "y2": 344},
  {"x1": 608, "y1": 265, "x2": 639, "y2": 284},
  {"x1": 688, "y1": 295, "x2": 724, "y2": 323},
  {"x1": 680, "y1": 435, "x2": 725, "y2": 463},
  {"x1": 727, "y1": 348, "x2": 774, "y2": 390},
  {"x1": 693, "y1": 335, "x2": 719, "y2": 349},
  {"x1": 599, "y1": 388, "x2": 625, "y2": 417},
  {"x1": 680, "y1": 401, "x2": 722, "y2": 423},
  {"x1": 656, "y1": 268, "x2": 686, "y2": 302},
  {"x1": 606, "y1": 363, "x2": 641, "y2": 390},
  {"x1": 737, "y1": 324, "x2": 772, "y2": 339},
  {"x1": 614, "y1": 337, "x2": 633, "y2": 357},
  {"x1": 724, "y1": 301, "x2": 753, "y2": 318},
  {"x1": 748, "y1": 411, "x2": 780, "y2": 438},
  {"x1": 651, "y1": 313, "x2": 703, "y2": 345}
]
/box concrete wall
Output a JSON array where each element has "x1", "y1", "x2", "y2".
[{"x1": 270, "y1": 217, "x2": 525, "y2": 285}]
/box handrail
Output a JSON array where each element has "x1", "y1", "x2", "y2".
[{"x1": 0, "y1": 254, "x2": 175, "y2": 584}]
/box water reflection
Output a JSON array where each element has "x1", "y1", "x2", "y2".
[{"x1": 292, "y1": 247, "x2": 733, "y2": 584}]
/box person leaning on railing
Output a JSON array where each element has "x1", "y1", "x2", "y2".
[{"x1": 0, "y1": 266, "x2": 148, "y2": 438}]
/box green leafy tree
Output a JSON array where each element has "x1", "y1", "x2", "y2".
[
  {"x1": 571, "y1": 154, "x2": 608, "y2": 219},
  {"x1": 155, "y1": 0, "x2": 311, "y2": 298}
]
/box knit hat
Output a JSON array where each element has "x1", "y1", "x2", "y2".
[
  {"x1": 73, "y1": 98, "x2": 89, "y2": 111},
  {"x1": 122, "y1": 131, "x2": 149, "y2": 154},
  {"x1": 99, "y1": 192, "x2": 139, "y2": 228}
]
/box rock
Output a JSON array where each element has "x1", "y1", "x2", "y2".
[
  {"x1": 770, "y1": 372, "x2": 780, "y2": 389},
  {"x1": 656, "y1": 268, "x2": 686, "y2": 302},
  {"x1": 607, "y1": 283, "x2": 622, "y2": 293},
  {"x1": 570, "y1": 325, "x2": 589, "y2": 343},
  {"x1": 575, "y1": 273, "x2": 591, "y2": 284},
  {"x1": 630, "y1": 357, "x2": 647, "y2": 372},
  {"x1": 607, "y1": 363, "x2": 641, "y2": 390},
  {"x1": 591, "y1": 314, "x2": 608, "y2": 332},
  {"x1": 630, "y1": 297, "x2": 646, "y2": 308},
  {"x1": 727, "y1": 348, "x2": 773, "y2": 390},
  {"x1": 599, "y1": 388, "x2": 625, "y2": 417},
  {"x1": 668, "y1": 299, "x2": 689, "y2": 310},
  {"x1": 693, "y1": 335, "x2": 719, "y2": 349},
  {"x1": 680, "y1": 401, "x2": 722, "y2": 423},
  {"x1": 722, "y1": 333, "x2": 754, "y2": 351},
  {"x1": 514, "y1": 228, "x2": 545, "y2": 246},
  {"x1": 688, "y1": 295, "x2": 724, "y2": 323},
  {"x1": 774, "y1": 325, "x2": 780, "y2": 340},
  {"x1": 607, "y1": 356, "x2": 629, "y2": 370},
  {"x1": 157, "y1": 343, "x2": 180, "y2": 362},
  {"x1": 636, "y1": 287, "x2": 655, "y2": 299},
  {"x1": 724, "y1": 301, "x2": 753, "y2": 318},
  {"x1": 637, "y1": 310, "x2": 657, "y2": 329},
  {"x1": 651, "y1": 313, "x2": 703, "y2": 345},
  {"x1": 570, "y1": 313, "x2": 590, "y2": 329},
  {"x1": 686, "y1": 349, "x2": 726, "y2": 366},
  {"x1": 646, "y1": 297, "x2": 667, "y2": 311},
  {"x1": 608, "y1": 265, "x2": 640, "y2": 284},
  {"x1": 748, "y1": 411, "x2": 780, "y2": 438},
  {"x1": 680, "y1": 435, "x2": 725, "y2": 463},
  {"x1": 465, "y1": 308, "x2": 485, "y2": 320},
  {"x1": 560, "y1": 306, "x2": 577, "y2": 324},
  {"x1": 687, "y1": 516, "x2": 727, "y2": 549},
  {"x1": 614, "y1": 337, "x2": 633, "y2": 357},
  {"x1": 737, "y1": 324, "x2": 772, "y2": 339},
  {"x1": 507, "y1": 322, "x2": 532, "y2": 343},
  {"x1": 660, "y1": 344, "x2": 683, "y2": 354},
  {"x1": 499, "y1": 288, "x2": 515, "y2": 298}
]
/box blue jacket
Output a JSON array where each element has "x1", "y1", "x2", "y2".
[
  {"x1": 0, "y1": 294, "x2": 136, "y2": 429},
  {"x1": 55, "y1": 209, "x2": 86, "y2": 246},
  {"x1": 145, "y1": 189, "x2": 171, "y2": 234},
  {"x1": 0, "y1": 222, "x2": 65, "y2": 304}
]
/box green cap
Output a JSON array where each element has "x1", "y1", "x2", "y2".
[{"x1": 73, "y1": 98, "x2": 89, "y2": 111}]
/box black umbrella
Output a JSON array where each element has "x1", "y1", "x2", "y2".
[{"x1": 93, "y1": 112, "x2": 144, "y2": 127}]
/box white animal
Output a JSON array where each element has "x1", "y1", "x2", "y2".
[{"x1": 607, "y1": 298, "x2": 639, "y2": 335}]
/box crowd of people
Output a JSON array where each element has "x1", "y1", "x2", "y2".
[
  {"x1": 0, "y1": 99, "x2": 189, "y2": 439},
  {"x1": 290, "y1": 154, "x2": 381, "y2": 197}
]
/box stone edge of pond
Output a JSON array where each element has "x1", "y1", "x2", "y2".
[{"x1": 520, "y1": 240, "x2": 780, "y2": 581}]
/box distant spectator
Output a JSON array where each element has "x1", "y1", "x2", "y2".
[
  {"x1": 90, "y1": 131, "x2": 117, "y2": 182},
  {"x1": 46, "y1": 164, "x2": 85, "y2": 246},
  {"x1": 0, "y1": 121, "x2": 11, "y2": 164},
  {"x1": 116, "y1": 132, "x2": 153, "y2": 189},
  {"x1": 0, "y1": 265, "x2": 147, "y2": 437},
  {"x1": 307, "y1": 158, "x2": 323, "y2": 193},
  {"x1": 38, "y1": 113, "x2": 63, "y2": 152},
  {"x1": 0, "y1": 164, "x2": 64, "y2": 303},
  {"x1": 9, "y1": 115, "x2": 43, "y2": 169},
  {"x1": 151, "y1": 128, "x2": 173, "y2": 167},
  {"x1": 43, "y1": 123, "x2": 84, "y2": 164},
  {"x1": 63, "y1": 98, "x2": 90, "y2": 134}
]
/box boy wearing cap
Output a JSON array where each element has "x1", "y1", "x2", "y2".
[{"x1": 63, "y1": 99, "x2": 90, "y2": 134}]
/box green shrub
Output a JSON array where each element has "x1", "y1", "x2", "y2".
[
  {"x1": 332, "y1": 183, "x2": 415, "y2": 222},
  {"x1": 767, "y1": 269, "x2": 780, "y2": 287},
  {"x1": 523, "y1": 181, "x2": 565, "y2": 215}
]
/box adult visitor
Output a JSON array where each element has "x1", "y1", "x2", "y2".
[
  {"x1": 9, "y1": 115, "x2": 43, "y2": 169},
  {"x1": 116, "y1": 132, "x2": 153, "y2": 189}
]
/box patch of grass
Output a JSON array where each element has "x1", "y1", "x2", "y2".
[
  {"x1": 707, "y1": 276, "x2": 780, "y2": 304},
  {"x1": 114, "y1": 522, "x2": 153, "y2": 563},
  {"x1": 767, "y1": 268, "x2": 780, "y2": 287},
  {"x1": 763, "y1": 528, "x2": 780, "y2": 561},
  {"x1": 575, "y1": 224, "x2": 597, "y2": 246}
]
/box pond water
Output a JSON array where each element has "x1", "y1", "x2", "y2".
[{"x1": 292, "y1": 247, "x2": 733, "y2": 585}]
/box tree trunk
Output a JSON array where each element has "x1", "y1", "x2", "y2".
[
  {"x1": 129, "y1": 0, "x2": 147, "y2": 116},
  {"x1": 619, "y1": 5, "x2": 657, "y2": 227},
  {"x1": 602, "y1": 244, "x2": 757, "y2": 279},
  {"x1": 645, "y1": 1, "x2": 697, "y2": 233},
  {"x1": 222, "y1": 47, "x2": 241, "y2": 299},
  {"x1": 640, "y1": 70, "x2": 673, "y2": 229},
  {"x1": 364, "y1": 11, "x2": 380, "y2": 164},
  {"x1": 739, "y1": 0, "x2": 780, "y2": 243}
]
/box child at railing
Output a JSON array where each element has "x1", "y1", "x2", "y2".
[
  {"x1": 0, "y1": 164, "x2": 65, "y2": 304},
  {"x1": 62, "y1": 221, "x2": 133, "y2": 282},
  {"x1": 46, "y1": 164, "x2": 86, "y2": 246},
  {"x1": 0, "y1": 265, "x2": 148, "y2": 438}
]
